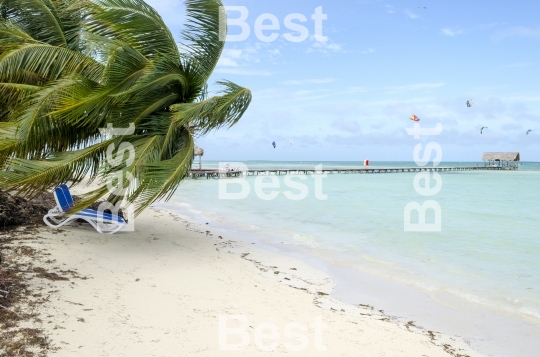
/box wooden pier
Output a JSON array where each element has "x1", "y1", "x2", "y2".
[{"x1": 190, "y1": 165, "x2": 518, "y2": 179}]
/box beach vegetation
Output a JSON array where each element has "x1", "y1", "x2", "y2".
[{"x1": 0, "y1": 0, "x2": 251, "y2": 215}]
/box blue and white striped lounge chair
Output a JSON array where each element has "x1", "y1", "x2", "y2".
[{"x1": 43, "y1": 184, "x2": 126, "y2": 234}]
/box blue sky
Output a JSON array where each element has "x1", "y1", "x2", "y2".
[{"x1": 147, "y1": 0, "x2": 540, "y2": 161}]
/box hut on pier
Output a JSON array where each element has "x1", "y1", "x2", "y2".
[
  {"x1": 482, "y1": 152, "x2": 520, "y2": 167},
  {"x1": 194, "y1": 145, "x2": 204, "y2": 169}
]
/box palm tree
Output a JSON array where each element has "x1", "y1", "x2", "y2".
[{"x1": 0, "y1": 0, "x2": 251, "y2": 215}]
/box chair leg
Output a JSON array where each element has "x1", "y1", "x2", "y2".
[
  {"x1": 43, "y1": 214, "x2": 71, "y2": 229},
  {"x1": 107, "y1": 223, "x2": 126, "y2": 234},
  {"x1": 96, "y1": 221, "x2": 125, "y2": 234},
  {"x1": 83, "y1": 218, "x2": 103, "y2": 234},
  {"x1": 43, "y1": 215, "x2": 57, "y2": 228}
]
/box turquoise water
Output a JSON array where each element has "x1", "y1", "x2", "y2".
[{"x1": 163, "y1": 161, "x2": 540, "y2": 351}]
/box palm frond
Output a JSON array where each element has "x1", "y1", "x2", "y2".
[
  {"x1": 11, "y1": 76, "x2": 103, "y2": 156},
  {"x1": 0, "y1": 138, "x2": 115, "y2": 196},
  {"x1": 0, "y1": 121, "x2": 18, "y2": 166},
  {"x1": 129, "y1": 128, "x2": 193, "y2": 215},
  {"x1": 0, "y1": 43, "x2": 104, "y2": 83},
  {"x1": 0, "y1": 0, "x2": 67, "y2": 46},
  {"x1": 0, "y1": 20, "x2": 39, "y2": 51},
  {"x1": 181, "y1": 0, "x2": 225, "y2": 82},
  {"x1": 170, "y1": 80, "x2": 251, "y2": 135},
  {"x1": 80, "y1": 0, "x2": 180, "y2": 60}
]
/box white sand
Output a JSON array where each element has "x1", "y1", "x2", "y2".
[{"x1": 10, "y1": 204, "x2": 489, "y2": 357}]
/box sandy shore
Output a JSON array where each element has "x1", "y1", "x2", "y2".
[{"x1": 0, "y1": 202, "x2": 490, "y2": 357}]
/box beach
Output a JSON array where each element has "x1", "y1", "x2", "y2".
[
  {"x1": 0, "y1": 205, "x2": 485, "y2": 357},
  {"x1": 160, "y1": 161, "x2": 540, "y2": 356},
  {"x1": 2, "y1": 0, "x2": 540, "y2": 355}
]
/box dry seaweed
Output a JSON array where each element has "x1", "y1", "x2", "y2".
[
  {"x1": 0, "y1": 191, "x2": 55, "y2": 231},
  {"x1": 0, "y1": 227, "x2": 53, "y2": 356}
]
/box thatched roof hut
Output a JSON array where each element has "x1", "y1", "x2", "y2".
[
  {"x1": 194, "y1": 146, "x2": 204, "y2": 157},
  {"x1": 194, "y1": 145, "x2": 204, "y2": 169},
  {"x1": 482, "y1": 152, "x2": 520, "y2": 162}
]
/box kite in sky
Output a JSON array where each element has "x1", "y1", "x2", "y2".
[
  {"x1": 272, "y1": 141, "x2": 276, "y2": 149},
  {"x1": 410, "y1": 114, "x2": 420, "y2": 121},
  {"x1": 467, "y1": 99, "x2": 473, "y2": 107},
  {"x1": 481, "y1": 127, "x2": 488, "y2": 134},
  {"x1": 526, "y1": 129, "x2": 532, "y2": 135}
]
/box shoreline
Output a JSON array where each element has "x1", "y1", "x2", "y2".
[
  {"x1": 1, "y1": 206, "x2": 485, "y2": 356},
  {"x1": 156, "y1": 200, "x2": 540, "y2": 357}
]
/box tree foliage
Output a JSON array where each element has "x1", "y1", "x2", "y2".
[{"x1": 0, "y1": 0, "x2": 251, "y2": 215}]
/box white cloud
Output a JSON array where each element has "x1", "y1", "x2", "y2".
[
  {"x1": 343, "y1": 87, "x2": 370, "y2": 95},
  {"x1": 283, "y1": 78, "x2": 336, "y2": 86},
  {"x1": 404, "y1": 10, "x2": 420, "y2": 19},
  {"x1": 213, "y1": 68, "x2": 274, "y2": 76},
  {"x1": 332, "y1": 119, "x2": 361, "y2": 133},
  {"x1": 361, "y1": 48, "x2": 375, "y2": 54},
  {"x1": 312, "y1": 41, "x2": 343, "y2": 53},
  {"x1": 440, "y1": 23, "x2": 501, "y2": 37},
  {"x1": 385, "y1": 82, "x2": 446, "y2": 93},
  {"x1": 217, "y1": 49, "x2": 244, "y2": 68},
  {"x1": 218, "y1": 57, "x2": 238, "y2": 67},
  {"x1": 306, "y1": 36, "x2": 344, "y2": 54},
  {"x1": 215, "y1": 44, "x2": 281, "y2": 75},
  {"x1": 225, "y1": 49, "x2": 243, "y2": 58},
  {"x1": 385, "y1": 5, "x2": 396, "y2": 14},
  {"x1": 217, "y1": 43, "x2": 280, "y2": 68},
  {"x1": 441, "y1": 27, "x2": 464, "y2": 36},
  {"x1": 493, "y1": 26, "x2": 540, "y2": 40}
]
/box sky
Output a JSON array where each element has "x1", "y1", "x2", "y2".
[{"x1": 146, "y1": 0, "x2": 540, "y2": 162}]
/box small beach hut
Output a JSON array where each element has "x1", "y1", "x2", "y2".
[
  {"x1": 482, "y1": 152, "x2": 520, "y2": 167},
  {"x1": 194, "y1": 145, "x2": 204, "y2": 169}
]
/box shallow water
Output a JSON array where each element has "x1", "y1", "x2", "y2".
[{"x1": 161, "y1": 161, "x2": 540, "y2": 356}]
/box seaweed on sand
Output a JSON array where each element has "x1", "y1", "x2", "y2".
[
  {"x1": 0, "y1": 192, "x2": 58, "y2": 355},
  {"x1": 0, "y1": 227, "x2": 52, "y2": 356}
]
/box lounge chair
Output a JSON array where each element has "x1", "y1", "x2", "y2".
[{"x1": 43, "y1": 184, "x2": 126, "y2": 234}]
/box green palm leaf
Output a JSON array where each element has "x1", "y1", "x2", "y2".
[
  {"x1": 130, "y1": 128, "x2": 194, "y2": 215},
  {"x1": 1, "y1": 0, "x2": 68, "y2": 46},
  {"x1": 80, "y1": 0, "x2": 180, "y2": 60},
  {"x1": 0, "y1": 0, "x2": 251, "y2": 217},
  {"x1": 0, "y1": 138, "x2": 115, "y2": 196},
  {"x1": 181, "y1": 0, "x2": 226, "y2": 82},
  {"x1": 170, "y1": 80, "x2": 252, "y2": 135}
]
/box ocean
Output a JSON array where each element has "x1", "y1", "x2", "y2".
[{"x1": 159, "y1": 161, "x2": 540, "y2": 357}]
